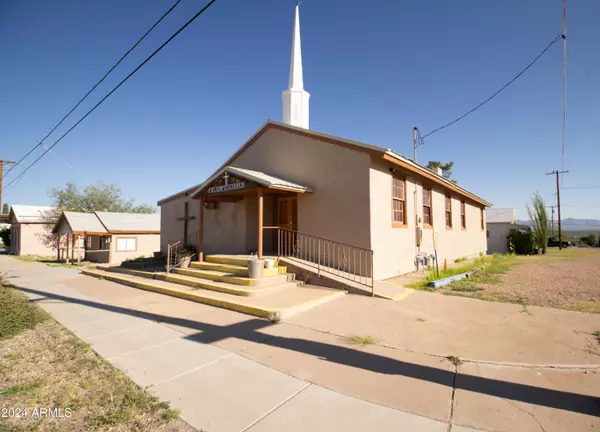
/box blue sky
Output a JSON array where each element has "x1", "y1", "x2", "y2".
[{"x1": 1, "y1": 0, "x2": 599, "y2": 219}]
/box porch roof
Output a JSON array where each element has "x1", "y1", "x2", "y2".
[
  {"x1": 52, "y1": 211, "x2": 108, "y2": 234},
  {"x1": 190, "y1": 166, "x2": 313, "y2": 198}
]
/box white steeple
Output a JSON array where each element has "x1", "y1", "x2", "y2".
[{"x1": 282, "y1": 4, "x2": 310, "y2": 129}]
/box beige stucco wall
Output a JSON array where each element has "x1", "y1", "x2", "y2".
[
  {"x1": 160, "y1": 197, "x2": 249, "y2": 256},
  {"x1": 370, "y1": 161, "x2": 487, "y2": 280},
  {"x1": 109, "y1": 234, "x2": 160, "y2": 265},
  {"x1": 232, "y1": 127, "x2": 372, "y2": 249},
  {"x1": 11, "y1": 223, "x2": 57, "y2": 257}
]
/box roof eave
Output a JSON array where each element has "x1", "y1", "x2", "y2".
[{"x1": 381, "y1": 152, "x2": 492, "y2": 208}]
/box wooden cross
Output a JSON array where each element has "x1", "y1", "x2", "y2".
[
  {"x1": 177, "y1": 201, "x2": 195, "y2": 246},
  {"x1": 223, "y1": 172, "x2": 229, "y2": 186}
]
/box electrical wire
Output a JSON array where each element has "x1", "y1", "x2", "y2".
[
  {"x1": 421, "y1": 33, "x2": 563, "y2": 140},
  {"x1": 3, "y1": 0, "x2": 219, "y2": 192},
  {"x1": 2, "y1": 0, "x2": 183, "y2": 181}
]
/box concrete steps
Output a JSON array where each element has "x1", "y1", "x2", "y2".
[
  {"x1": 205, "y1": 254, "x2": 272, "y2": 267},
  {"x1": 190, "y1": 261, "x2": 287, "y2": 277},
  {"x1": 173, "y1": 267, "x2": 290, "y2": 287},
  {"x1": 95, "y1": 265, "x2": 293, "y2": 297},
  {"x1": 82, "y1": 267, "x2": 344, "y2": 319}
]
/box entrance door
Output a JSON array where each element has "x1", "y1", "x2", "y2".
[
  {"x1": 277, "y1": 196, "x2": 298, "y2": 256},
  {"x1": 277, "y1": 197, "x2": 297, "y2": 230}
]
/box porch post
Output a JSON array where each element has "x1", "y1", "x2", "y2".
[
  {"x1": 77, "y1": 234, "x2": 82, "y2": 266},
  {"x1": 57, "y1": 233, "x2": 61, "y2": 261},
  {"x1": 257, "y1": 188, "x2": 264, "y2": 259},
  {"x1": 198, "y1": 198, "x2": 204, "y2": 262},
  {"x1": 71, "y1": 234, "x2": 76, "y2": 262},
  {"x1": 65, "y1": 234, "x2": 70, "y2": 264}
]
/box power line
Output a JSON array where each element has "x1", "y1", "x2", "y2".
[
  {"x1": 558, "y1": 205, "x2": 600, "y2": 208},
  {"x1": 3, "y1": 0, "x2": 219, "y2": 192},
  {"x1": 561, "y1": 0, "x2": 567, "y2": 180},
  {"x1": 420, "y1": 33, "x2": 563, "y2": 141},
  {"x1": 2, "y1": 0, "x2": 183, "y2": 181}
]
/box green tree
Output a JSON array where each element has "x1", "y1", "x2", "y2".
[
  {"x1": 1, "y1": 203, "x2": 8, "y2": 214},
  {"x1": 580, "y1": 233, "x2": 597, "y2": 247},
  {"x1": 426, "y1": 161, "x2": 456, "y2": 182},
  {"x1": 49, "y1": 182, "x2": 155, "y2": 215},
  {"x1": 0, "y1": 228, "x2": 10, "y2": 247},
  {"x1": 527, "y1": 192, "x2": 549, "y2": 254}
]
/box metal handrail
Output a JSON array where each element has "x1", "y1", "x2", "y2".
[
  {"x1": 166, "y1": 241, "x2": 182, "y2": 273},
  {"x1": 268, "y1": 227, "x2": 374, "y2": 296},
  {"x1": 166, "y1": 228, "x2": 201, "y2": 273}
]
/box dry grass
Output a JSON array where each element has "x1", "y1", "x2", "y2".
[
  {"x1": 12, "y1": 255, "x2": 81, "y2": 269},
  {"x1": 561, "y1": 302, "x2": 600, "y2": 314},
  {"x1": 344, "y1": 335, "x2": 379, "y2": 346},
  {"x1": 0, "y1": 285, "x2": 193, "y2": 432},
  {"x1": 0, "y1": 286, "x2": 49, "y2": 340}
]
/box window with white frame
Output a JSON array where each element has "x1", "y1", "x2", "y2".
[
  {"x1": 116, "y1": 237, "x2": 137, "y2": 252},
  {"x1": 86, "y1": 236, "x2": 92, "y2": 249}
]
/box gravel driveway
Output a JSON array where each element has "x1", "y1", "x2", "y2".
[{"x1": 475, "y1": 249, "x2": 600, "y2": 311}]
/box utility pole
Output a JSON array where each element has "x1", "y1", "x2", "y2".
[
  {"x1": 0, "y1": 160, "x2": 16, "y2": 211},
  {"x1": 546, "y1": 170, "x2": 569, "y2": 249},
  {"x1": 547, "y1": 205, "x2": 557, "y2": 235},
  {"x1": 413, "y1": 127, "x2": 418, "y2": 162}
]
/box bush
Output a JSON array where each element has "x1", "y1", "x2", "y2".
[
  {"x1": 508, "y1": 229, "x2": 536, "y2": 255},
  {"x1": 0, "y1": 228, "x2": 10, "y2": 248},
  {"x1": 580, "y1": 233, "x2": 597, "y2": 247}
]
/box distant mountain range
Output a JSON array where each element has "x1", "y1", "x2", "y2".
[{"x1": 517, "y1": 218, "x2": 600, "y2": 232}]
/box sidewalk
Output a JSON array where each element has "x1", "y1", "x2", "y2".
[
  {"x1": 0, "y1": 256, "x2": 448, "y2": 432},
  {"x1": 1, "y1": 255, "x2": 599, "y2": 432}
]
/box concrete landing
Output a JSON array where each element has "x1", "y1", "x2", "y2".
[
  {"x1": 280, "y1": 257, "x2": 415, "y2": 301},
  {"x1": 83, "y1": 268, "x2": 345, "y2": 319}
]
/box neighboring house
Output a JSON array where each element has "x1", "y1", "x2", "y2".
[
  {"x1": 52, "y1": 211, "x2": 160, "y2": 265},
  {"x1": 485, "y1": 208, "x2": 529, "y2": 254},
  {"x1": 6, "y1": 205, "x2": 55, "y2": 256},
  {"x1": 158, "y1": 4, "x2": 491, "y2": 280}
]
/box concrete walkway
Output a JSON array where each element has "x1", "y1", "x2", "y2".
[{"x1": 2, "y1": 255, "x2": 599, "y2": 432}]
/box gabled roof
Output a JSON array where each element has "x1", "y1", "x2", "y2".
[
  {"x1": 52, "y1": 211, "x2": 108, "y2": 234},
  {"x1": 486, "y1": 208, "x2": 517, "y2": 224},
  {"x1": 158, "y1": 120, "x2": 491, "y2": 207},
  {"x1": 94, "y1": 212, "x2": 160, "y2": 233},
  {"x1": 51, "y1": 211, "x2": 160, "y2": 234},
  {"x1": 9, "y1": 205, "x2": 54, "y2": 223},
  {"x1": 190, "y1": 166, "x2": 313, "y2": 198}
]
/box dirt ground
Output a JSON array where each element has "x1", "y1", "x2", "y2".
[{"x1": 450, "y1": 248, "x2": 600, "y2": 312}]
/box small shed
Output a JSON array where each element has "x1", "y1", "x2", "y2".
[{"x1": 485, "y1": 208, "x2": 529, "y2": 254}]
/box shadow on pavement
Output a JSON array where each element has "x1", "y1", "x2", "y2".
[{"x1": 16, "y1": 285, "x2": 600, "y2": 417}]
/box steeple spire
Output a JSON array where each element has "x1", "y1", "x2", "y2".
[
  {"x1": 282, "y1": 4, "x2": 310, "y2": 129},
  {"x1": 288, "y1": 4, "x2": 303, "y2": 90}
]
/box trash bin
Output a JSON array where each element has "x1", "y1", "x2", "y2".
[{"x1": 247, "y1": 259, "x2": 264, "y2": 279}]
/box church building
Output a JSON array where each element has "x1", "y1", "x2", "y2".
[{"x1": 158, "y1": 5, "x2": 490, "y2": 281}]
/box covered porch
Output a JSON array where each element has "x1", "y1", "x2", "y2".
[
  {"x1": 190, "y1": 166, "x2": 313, "y2": 261},
  {"x1": 52, "y1": 211, "x2": 110, "y2": 264}
]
